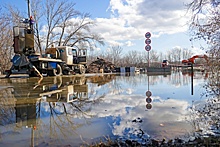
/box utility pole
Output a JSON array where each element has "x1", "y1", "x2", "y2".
[{"x1": 27, "y1": 0, "x2": 31, "y2": 17}]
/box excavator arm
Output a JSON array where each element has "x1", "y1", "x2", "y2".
[{"x1": 182, "y1": 54, "x2": 209, "y2": 64}]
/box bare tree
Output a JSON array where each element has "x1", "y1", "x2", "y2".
[
  {"x1": 187, "y1": 0, "x2": 220, "y2": 99},
  {"x1": 125, "y1": 50, "x2": 138, "y2": 66},
  {"x1": 6, "y1": 0, "x2": 104, "y2": 54},
  {"x1": 166, "y1": 50, "x2": 174, "y2": 63},
  {"x1": 182, "y1": 48, "x2": 193, "y2": 60},
  {"x1": 30, "y1": 0, "x2": 104, "y2": 53},
  {"x1": 171, "y1": 47, "x2": 182, "y2": 64},
  {"x1": 108, "y1": 46, "x2": 123, "y2": 66},
  {"x1": 0, "y1": 8, "x2": 14, "y2": 73}
]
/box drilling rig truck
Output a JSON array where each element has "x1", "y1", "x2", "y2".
[{"x1": 5, "y1": 0, "x2": 87, "y2": 78}]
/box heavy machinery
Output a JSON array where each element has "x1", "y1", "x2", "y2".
[
  {"x1": 5, "y1": 0, "x2": 87, "y2": 78},
  {"x1": 161, "y1": 59, "x2": 169, "y2": 67},
  {"x1": 182, "y1": 54, "x2": 209, "y2": 65}
]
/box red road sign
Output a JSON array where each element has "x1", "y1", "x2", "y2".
[
  {"x1": 145, "y1": 45, "x2": 151, "y2": 51},
  {"x1": 145, "y1": 32, "x2": 151, "y2": 38},
  {"x1": 145, "y1": 38, "x2": 151, "y2": 44}
]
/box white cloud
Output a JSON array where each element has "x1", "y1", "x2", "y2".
[
  {"x1": 92, "y1": 0, "x2": 192, "y2": 43},
  {"x1": 190, "y1": 46, "x2": 206, "y2": 55},
  {"x1": 39, "y1": 0, "x2": 203, "y2": 52},
  {"x1": 125, "y1": 41, "x2": 134, "y2": 47}
]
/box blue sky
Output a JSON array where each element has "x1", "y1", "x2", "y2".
[{"x1": 0, "y1": 0, "x2": 206, "y2": 55}]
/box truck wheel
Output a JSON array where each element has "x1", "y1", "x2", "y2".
[
  {"x1": 54, "y1": 64, "x2": 62, "y2": 76},
  {"x1": 63, "y1": 70, "x2": 70, "y2": 75},
  {"x1": 79, "y1": 65, "x2": 85, "y2": 74},
  {"x1": 48, "y1": 64, "x2": 62, "y2": 76}
]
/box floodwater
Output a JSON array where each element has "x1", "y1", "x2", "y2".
[{"x1": 0, "y1": 71, "x2": 214, "y2": 146}]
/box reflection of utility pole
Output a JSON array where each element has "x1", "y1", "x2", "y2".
[
  {"x1": 191, "y1": 64, "x2": 194, "y2": 95},
  {"x1": 148, "y1": 75, "x2": 149, "y2": 91},
  {"x1": 31, "y1": 127, "x2": 34, "y2": 147}
]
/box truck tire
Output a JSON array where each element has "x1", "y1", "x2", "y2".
[
  {"x1": 79, "y1": 65, "x2": 86, "y2": 74},
  {"x1": 63, "y1": 70, "x2": 70, "y2": 75},
  {"x1": 48, "y1": 64, "x2": 62, "y2": 76}
]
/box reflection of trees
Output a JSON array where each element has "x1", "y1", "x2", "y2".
[
  {"x1": 169, "y1": 71, "x2": 183, "y2": 87},
  {"x1": 0, "y1": 88, "x2": 15, "y2": 126},
  {"x1": 116, "y1": 74, "x2": 150, "y2": 86},
  {"x1": 34, "y1": 76, "x2": 95, "y2": 145},
  {"x1": 87, "y1": 74, "x2": 123, "y2": 98},
  {"x1": 45, "y1": 102, "x2": 84, "y2": 144},
  {"x1": 87, "y1": 74, "x2": 116, "y2": 86}
]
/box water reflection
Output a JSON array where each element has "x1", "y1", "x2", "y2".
[
  {"x1": 0, "y1": 76, "x2": 90, "y2": 146},
  {"x1": 0, "y1": 72, "x2": 217, "y2": 146}
]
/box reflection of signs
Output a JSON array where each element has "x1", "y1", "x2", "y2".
[
  {"x1": 146, "y1": 91, "x2": 152, "y2": 97},
  {"x1": 145, "y1": 90, "x2": 152, "y2": 109},
  {"x1": 146, "y1": 97, "x2": 152, "y2": 103},
  {"x1": 146, "y1": 103, "x2": 152, "y2": 109}
]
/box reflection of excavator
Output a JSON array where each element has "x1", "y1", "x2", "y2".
[{"x1": 182, "y1": 54, "x2": 209, "y2": 65}]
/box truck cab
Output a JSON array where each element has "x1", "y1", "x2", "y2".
[
  {"x1": 55, "y1": 46, "x2": 87, "y2": 66},
  {"x1": 45, "y1": 46, "x2": 87, "y2": 75}
]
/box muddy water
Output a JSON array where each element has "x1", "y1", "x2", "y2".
[{"x1": 0, "y1": 72, "x2": 211, "y2": 146}]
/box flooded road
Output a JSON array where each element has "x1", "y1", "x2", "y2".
[{"x1": 0, "y1": 71, "x2": 213, "y2": 146}]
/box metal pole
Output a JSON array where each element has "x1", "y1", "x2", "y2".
[
  {"x1": 148, "y1": 75, "x2": 149, "y2": 91},
  {"x1": 27, "y1": 0, "x2": 31, "y2": 17},
  {"x1": 148, "y1": 51, "x2": 150, "y2": 67},
  {"x1": 31, "y1": 127, "x2": 34, "y2": 147}
]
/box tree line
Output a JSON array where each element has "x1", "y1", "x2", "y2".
[{"x1": 88, "y1": 46, "x2": 194, "y2": 67}]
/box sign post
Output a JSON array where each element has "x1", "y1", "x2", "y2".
[
  {"x1": 145, "y1": 32, "x2": 152, "y2": 110},
  {"x1": 145, "y1": 32, "x2": 151, "y2": 67}
]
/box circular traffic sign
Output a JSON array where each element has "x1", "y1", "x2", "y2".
[
  {"x1": 145, "y1": 32, "x2": 151, "y2": 38},
  {"x1": 145, "y1": 45, "x2": 151, "y2": 51},
  {"x1": 146, "y1": 90, "x2": 152, "y2": 97},
  {"x1": 145, "y1": 38, "x2": 151, "y2": 44}
]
